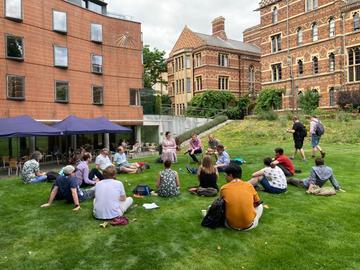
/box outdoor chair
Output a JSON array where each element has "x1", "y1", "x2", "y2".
[
  {"x1": 2, "y1": 156, "x2": 10, "y2": 168},
  {"x1": 8, "y1": 160, "x2": 19, "y2": 176}
]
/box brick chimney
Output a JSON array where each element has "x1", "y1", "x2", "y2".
[{"x1": 212, "y1": 16, "x2": 227, "y2": 40}]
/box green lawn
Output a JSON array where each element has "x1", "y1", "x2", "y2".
[{"x1": 0, "y1": 119, "x2": 359, "y2": 270}]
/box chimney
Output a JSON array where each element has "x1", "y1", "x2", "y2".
[{"x1": 212, "y1": 16, "x2": 227, "y2": 40}]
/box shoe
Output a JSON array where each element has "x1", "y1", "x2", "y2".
[
  {"x1": 289, "y1": 157, "x2": 294, "y2": 160},
  {"x1": 186, "y1": 165, "x2": 193, "y2": 174},
  {"x1": 295, "y1": 169, "x2": 302, "y2": 174},
  {"x1": 311, "y1": 155, "x2": 316, "y2": 158},
  {"x1": 320, "y1": 151, "x2": 326, "y2": 158}
]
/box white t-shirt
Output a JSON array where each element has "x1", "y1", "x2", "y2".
[
  {"x1": 262, "y1": 166, "x2": 287, "y2": 189},
  {"x1": 95, "y1": 154, "x2": 112, "y2": 171},
  {"x1": 93, "y1": 179, "x2": 126, "y2": 219}
]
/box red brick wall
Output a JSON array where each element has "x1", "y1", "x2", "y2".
[{"x1": 0, "y1": 0, "x2": 143, "y2": 122}]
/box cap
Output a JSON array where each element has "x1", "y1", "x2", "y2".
[{"x1": 63, "y1": 165, "x2": 76, "y2": 175}]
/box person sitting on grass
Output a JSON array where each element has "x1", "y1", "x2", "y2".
[
  {"x1": 187, "y1": 133, "x2": 202, "y2": 163},
  {"x1": 287, "y1": 158, "x2": 342, "y2": 192},
  {"x1": 205, "y1": 134, "x2": 220, "y2": 155},
  {"x1": 215, "y1": 144, "x2": 230, "y2": 172},
  {"x1": 113, "y1": 146, "x2": 141, "y2": 174},
  {"x1": 41, "y1": 165, "x2": 95, "y2": 211},
  {"x1": 75, "y1": 153, "x2": 99, "y2": 187},
  {"x1": 93, "y1": 165, "x2": 133, "y2": 220},
  {"x1": 248, "y1": 157, "x2": 287, "y2": 194},
  {"x1": 188, "y1": 155, "x2": 219, "y2": 194},
  {"x1": 156, "y1": 160, "x2": 180, "y2": 197},
  {"x1": 91, "y1": 148, "x2": 113, "y2": 180},
  {"x1": 21, "y1": 151, "x2": 47, "y2": 184},
  {"x1": 271, "y1": 148, "x2": 295, "y2": 177},
  {"x1": 221, "y1": 164, "x2": 263, "y2": 231}
]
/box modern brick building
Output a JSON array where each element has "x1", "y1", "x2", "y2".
[
  {"x1": 167, "y1": 17, "x2": 261, "y2": 116},
  {"x1": 0, "y1": 0, "x2": 143, "y2": 124},
  {"x1": 244, "y1": 0, "x2": 360, "y2": 109}
]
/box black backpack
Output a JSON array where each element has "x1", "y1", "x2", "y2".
[
  {"x1": 132, "y1": 184, "x2": 152, "y2": 196},
  {"x1": 201, "y1": 197, "x2": 225, "y2": 229},
  {"x1": 315, "y1": 122, "x2": 325, "y2": 136},
  {"x1": 299, "y1": 124, "x2": 307, "y2": 138}
]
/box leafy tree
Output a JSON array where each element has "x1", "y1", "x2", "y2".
[
  {"x1": 337, "y1": 90, "x2": 360, "y2": 112},
  {"x1": 299, "y1": 89, "x2": 320, "y2": 115},
  {"x1": 255, "y1": 88, "x2": 284, "y2": 113},
  {"x1": 226, "y1": 96, "x2": 251, "y2": 119},
  {"x1": 161, "y1": 95, "x2": 172, "y2": 107},
  {"x1": 143, "y1": 45, "x2": 167, "y2": 89}
]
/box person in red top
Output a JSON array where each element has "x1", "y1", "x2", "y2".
[{"x1": 271, "y1": 148, "x2": 295, "y2": 177}]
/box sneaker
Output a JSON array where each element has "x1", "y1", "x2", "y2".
[
  {"x1": 289, "y1": 157, "x2": 294, "y2": 160},
  {"x1": 186, "y1": 165, "x2": 193, "y2": 174},
  {"x1": 320, "y1": 151, "x2": 326, "y2": 158}
]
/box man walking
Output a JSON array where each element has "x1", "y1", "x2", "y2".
[
  {"x1": 287, "y1": 116, "x2": 306, "y2": 161},
  {"x1": 310, "y1": 116, "x2": 325, "y2": 158}
]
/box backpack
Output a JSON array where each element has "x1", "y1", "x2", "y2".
[
  {"x1": 299, "y1": 124, "x2": 307, "y2": 138},
  {"x1": 110, "y1": 216, "x2": 129, "y2": 226},
  {"x1": 315, "y1": 122, "x2": 325, "y2": 136},
  {"x1": 197, "y1": 187, "x2": 218, "y2": 197},
  {"x1": 132, "y1": 184, "x2": 152, "y2": 196},
  {"x1": 230, "y1": 157, "x2": 246, "y2": 165},
  {"x1": 201, "y1": 197, "x2": 225, "y2": 229}
]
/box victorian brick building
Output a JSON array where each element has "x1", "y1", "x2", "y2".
[
  {"x1": 167, "y1": 17, "x2": 261, "y2": 116},
  {"x1": 0, "y1": 0, "x2": 143, "y2": 124},
  {"x1": 244, "y1": 0, "x2": 360, "y2": 109}
]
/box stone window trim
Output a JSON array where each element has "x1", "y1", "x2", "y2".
[
  {"x1": 270, "y1": 33, "x2": 282, "y2": 53},
  {"x1": 312, "y1": 56, "x2": 319, "y2": 74},
  {"x1": 328, "y1": 17, "x2": 335, "y2": 38},
  {"x1": 218, "y1": 53, "x2": 229, "y2": 67},
  {"x1": 306, "y1": 0, "x2": 318, "y2": 12},
  {"x1": 52, "y1": 9, "x2": 67, "y2": 34},
  {"x1": 54, "y1": 80, "x2": 69, "y2": 103},
  {"x1": 272, "y1": 5, "x2": 279, "y2": 24},
  {"x1": 194, "y1": 53, "x2": 202, "y2": 68},
  {"x1": 271, "y1": 63, "x2": 282, "y2": 81},
  {"x1": 6, "y1": 74, "x2": 25, "y2": 100},
  {"x1": 297, "y1": 59, "x2": 304, "y2": 76},
  {"x1": 4, "y1": 0, "x2": 23, "y2": 22},
  {"x1": 297, "y1": 27, "x2": 303, "y2": 47},
  {"x1": 347, "y1": 46, "x2": 360, "y2": 83},
  {"x1": 92, "y1": 85, "x2": 104, "y2": 105},
  {"x1": 218, "y1": 76, "x2": 229, "y2": 90},
  {"x1": 353, "y1": 12, "x2": 360, "y2": 32},
  {"x1": 328, "y1": 87, "x2": 336, "y2": 107},
  {"x1": 5, "y1": 34, "x2": 24, "y2": 61},
  {"x1": 195, "y1": 76, "x2": 202, "y2": 91},
  {"x1": 311, "y1": 22, "x2": 318, "y2": 42},
  {"x1": 328, "y1": 52, "x2": 335, "y2": 72}
]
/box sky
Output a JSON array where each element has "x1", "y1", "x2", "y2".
[{"x1": 106, "y1": 0, "x2": 260, "y2": 55}]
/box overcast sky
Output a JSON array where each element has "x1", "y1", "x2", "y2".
[{"x1": 106, "y1": 0, "x2": 260, "y2": 55}]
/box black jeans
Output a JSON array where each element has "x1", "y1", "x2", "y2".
[
  {"x1": 188, "y1": 149, "x2": 202, "y2": 162},
  {"x1": 277, "y1": 164, "x2": 294, "y2": 177},
  {"x1": 89, "y1": 168, "x2": 104, "y2": 180}
]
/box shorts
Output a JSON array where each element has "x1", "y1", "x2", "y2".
[
  {"x1": 311, "y1": 134, "x2": 321, "y2": 148},
  {"x1": 260, "y1": 177, "x2": 287, "y2": 194},
  {"x1": 294, "y1": 138, "x2": 304, "y2": 150}
]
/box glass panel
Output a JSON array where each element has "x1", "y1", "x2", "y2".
[
  {"x1": 7, "y1": 35, "x2": 23, "y2": 59},
  {"x1": 5, "y1": 0, "x2": 22, "y2": 19},
  {"x1": 349, "y1": 67, "x2": 354, "y2": 82},
  {"x1": 54, "y1": 46, "x2": 68, "y2": 67},
  {"x1": 130, "y1": 89, "x2": 137, "y2": 105},
  {"x1": 313, "y1": 0, "x2": 318, "y2": 9},
  {"x1": 93, "y1": 86, "x2": 103, "y2": 104},
  {"x1": 7, "y1": 75, "x2": 25, "y2": 99},
  {"x1": 92, "y1": 55, "x2": 103, "y2": 73},
  {"x1": 355, "y1": 48, "x2": 360, "y2": 64},
  {"x1": 297, "y1": 29, "x2": 303, "y2": 45},
  {"x1": 312, "y1": 24, "x2": 318, "y2": 41},
  {"x1": 88, "y1": 2, "x2": 102, "y2": 14},
  {"x1": 356, "y1": 65, "x2": 360, "y2": 81},
  {"x1": 91, "y1": 23, "x2": 102, "y2": 42},
  {"x1": 55, "y1": 81, "x2": 69, "y2": 102},
  {"x1": 53, "y1": 11, "x2": 67, "y2": 32},
  {"x1": 349, "y1": 49, "x2": 354, "y2": 65},
  {"x1": 329, "y1": 89, "x2": 335, "y2": 106},
  {"x1": 354, "y1": 13, "x2": 360, "y2": 31}
]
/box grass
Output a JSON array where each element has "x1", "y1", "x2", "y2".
[{"x1": 0, "y1": 118, "x2": 359, "y2": 270}]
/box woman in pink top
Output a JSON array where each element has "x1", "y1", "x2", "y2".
[
  {"x1": 187, "y1": 133, "x2": 202, "y2": 163},
  {"x1": 161, "y1": 131, "x2": 177, "y2": 163}
]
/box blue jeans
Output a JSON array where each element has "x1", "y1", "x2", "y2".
[
  {"x1": 260, "y1": 177, "x2": 286, "y2": 194},
  {"x1": 29, "y1": 175, "x2": 48, "y2": 183}
]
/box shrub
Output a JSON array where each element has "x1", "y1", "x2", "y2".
[
  {"x1": 299, "y1": 90, "x2": 320, "y2": 115},
  {"x1": 255, "y1": 88, "x2": 284, "y2": 113},
  {"x1": 256, "y1": 110, "x2": 278, "y2": 121},
  {"x1": 226, "y1": 96, "x2": 251, "y2": 119},
  {"x1": 176, "y1": 115, "x2": 228, "y2": 144},
  {"x1": 337, "y1": 90, "x2": 360, "y2": 111},
  {"x1": 336, "y1": 111, "x2": 351, "y2": 122}
]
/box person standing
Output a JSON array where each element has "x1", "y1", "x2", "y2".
[
  {"x1": 161, "y1": 131, "x2": 177, "y2": 163},
  {"x1": 287, "y1": 116, "x2": 306, "y2": 161},
  {"x1": 310, "y1": 116, "x2": 325, "y2": 158}
]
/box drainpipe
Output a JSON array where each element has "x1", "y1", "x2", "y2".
[
  {"x1": 341, "y1": 12, "x2": 346, "y2": 91},
  {"x1": 286, "y1": 0, "x2": 295, "y2": 112}
]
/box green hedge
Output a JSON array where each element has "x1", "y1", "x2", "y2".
[{"x1": 176, "y1": 115, "x2": 228, "y2": 144}]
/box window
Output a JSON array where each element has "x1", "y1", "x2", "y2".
[
  {"x1": 354, "y1": 13, "x2": 360, "y2": 31},
  {"x1": 218, "y1": 53, "x2": 229, "y2": 67},
  {"x1": 7, "y1": 75, "x2": 25, "y2": 100},
  {"x1": 312, "y1": 56, "x2": 319, "y2": 74},
  {"x1": 185, "y1": 56, "x2": 191, "y2": 68},
  {"x1": 329, "y1": 88, "x2": 335, "y2": 106},
  {"x1": 181, "y1": 79, "x2": 185, "y2": 94},
  {"x1": 297, "y1": 28, "x2": 303, "y2": 46},
  {"x1": 88, "y1": 2, "x2": 102, "y2": 14},
  {"x1": 5, "y1": 0, "x2": 22, "y2": 21},
  {"x1": 271, "y1": 34, "x2": 281, "y2": 53},
  {"x1": 195, "y1": 76, "x2": 202, "y2": 91},
  {"x1": 348, "y1": 47, "x2": 360, "y2": 82},
  {"x1": 129, "y1": 88, "x2": 140, "y2": 106},
  {"x1": 55, "y1": 81, "x2": 69, "y2": 103},
  {"x1": 272, "y1": 7, "x2": 278, "y2": 24},
  {"x1": 298, "y1": 60, "x2": 304, "y2": 76},
  {"x1": 186, "y1": 78, "x2": 191, "y2": 93},
  {"x1": 312, "y1": 23, "x2": 318, "y2": 42},
  {"x1": 91, "y1": 23, "x2": 103, "y2": 43},
  {"x1": 313, "y1": 0, "x2": 318, "y2": 9},
  {"x1": 249, "y1": 66, "x2": 255, "y2": 94},
  {"x1": 54, "y1": 46, "x2": 68, "y2": 68},
  {"x1": 306, "y1": 0, "x2": 318, "y2": 11},
  {"x1": 92, "y1": 86, "x2": 104, "y2": 105},
  {"x1": 91, "y1": 54, "x2": 103, "y2": 74},
  {"x1": 53, "y1": 10, "x2": 67, "y2": 33},
  {"x1": 194, "y1": 53, "x2": 201, "y2": 67},
  {"x1": 329, "y1": 18, "x2": 335, "y2": 37},
  {"x1": 329, "y1": 53, "x2": 335, "y2": 72},
  {"x1": 171, "y1": 82, "x2": 175, "y2": 96},
  {"x1": 271, "y1": 63, "x2": 282, "y2": 81},
  {"x1": 218, "y1": 76, "x2": 229, "y2": 90},
  {"x1": 6, "y1": 35, "x2": 24, "y2": 60}
]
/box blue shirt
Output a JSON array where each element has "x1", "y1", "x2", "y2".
[
  {"x1": 113, "y1": 152, "x2": 127, "y2": 166},
  {"x1": 216, "y1": 151, "x2": 230, "y2": 166},
  {"x1": 54, "y1": 176, "x2": 85, "y2": 203}
]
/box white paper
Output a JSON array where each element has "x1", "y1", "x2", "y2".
[{"x1": 142, "y1": 203, "x2": 159, "y2": 210}]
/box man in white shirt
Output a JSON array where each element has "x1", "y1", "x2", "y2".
[
  {"x1": 113, "y1": 146, "x2": 140, "y2": 174},
  {"x1": 93, "y1": 165, "x2": 133, "y2": 220},
  {"x1": 94, "y1": 148, "x2": 113, "y2": 179}
]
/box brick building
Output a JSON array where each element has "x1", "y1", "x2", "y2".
[
  {"x1": 0, "y1": 0, "x2": 143, "y2": 124},
  {"x1": 167, "y1": 17, "x2": 261, "y2": 116},
  {"x1": 244, "y1": 0, "x2": 360, "y2": 109}
]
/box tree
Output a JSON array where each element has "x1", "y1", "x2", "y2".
[
  {"x1": 299, "y1": 89, "x2": 320, "y2": 115},
  {"x1": 143, "y1": 45, "x2": 167, "y2": 89},
  {"x1": 255, "y1": 88, "x2": 284, "y2": 113}
]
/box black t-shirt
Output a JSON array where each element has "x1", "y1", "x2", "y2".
[
  {"x1": 54, "y1": 176, "x2": 83, "y2": 203},
  {"x1": 199, "y1": 170, "x2": 218, "y2": 190},
  {"x1": 292, "y1": 122, "x2": 304, "y2": 140}
]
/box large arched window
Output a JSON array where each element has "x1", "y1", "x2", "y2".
[
  {"x1": 312, "y1": 23, "x2": 318, "y2": 41},
  {"x1": 354, "y1": 13, "x2": 360, "y2": 31},
  {"x1": 272, "y1": 6, "x2": 278, "y2": 24},
  {"x1": 298, "y1": 59, "x2": 304, "y2": 76},
  {"x1": 329, "y1": 17, "x2": 335, "y2": 37},
  {"x1": 348, "y1": 47, "x2": 360, "y2": 82},
  {"x1": 297, "y1": 27, "x2": 303, "y2": 46},
  {"x1": 249, "y1": 65, "x2": 255, "y2": 94},
  {"x1": 329, "y1": 53, "x2": 335, "y2": 72},
  {"x1": 312, "y1": 56, "x2": 319, "y2": 74},
  {"x1": 329, "y1": 87, "x2": 335, "y2": 106}
]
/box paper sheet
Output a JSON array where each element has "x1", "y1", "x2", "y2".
[{"x1": 142, "y1": 203, "x2": 159, "y2": 210}]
